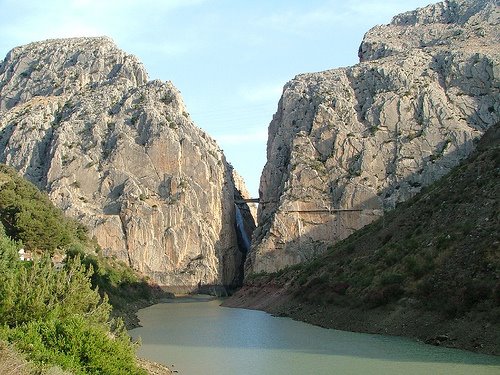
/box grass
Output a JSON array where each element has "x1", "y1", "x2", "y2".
[{"x1": 0, "y1": 341, "x2": 30, "y2": 375}]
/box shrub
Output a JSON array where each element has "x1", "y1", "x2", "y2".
[
  {"x1": 0, "y1": 255, "x2": 110, "y2": 329},
  {"x1": 0, "y1": 165, "x2": 79, "y2": 252},
  {"x1": 463, "y1": 282, "x2": 491, "y2": 309},
  {"x1": 379, "y1": 272, "x2": 405, "y2": 286},
  {"x1": 364, "y1": 284, "x2": 404, "y2": 307},
  {"x1": 404, "y1": 255, "x2": 433, "y2": 278},
  {"x1": 295, "y1": 273, "x2": 309, "y2": 286},
  {"x1": 5, "y1": 316, "x2": 145, "y2": 375},
  {"x1": 0, "y1": 229, "x2": 145, "y2": 374},
  {"x1": 494, "y1": 282, "x2": 500, "y2": 305},
  {"x1": 160, "y1": 92, "x2": 174, "y2": 105}
]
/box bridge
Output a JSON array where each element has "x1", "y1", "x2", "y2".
[
  {"x1": 234, "y1": 198, "x2": 363, "y2": 213},
  {"x1": 234, "y1": 198, "x2": 261, "y2": 204}
]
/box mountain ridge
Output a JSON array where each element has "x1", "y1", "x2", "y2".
[
  {"x1": 0, "y1": 36, "x2": 255, "y2": 290},
  {"x1": 247, "y1": 0, "x2": 499, "y2": 274}
]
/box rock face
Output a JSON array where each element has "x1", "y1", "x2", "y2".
[
  {"x1": 247, "y1": 0, "x2": 499, "y2": 274},
  {"x1": 0, "y1": 37, "x2": 255, "y2": 290}
]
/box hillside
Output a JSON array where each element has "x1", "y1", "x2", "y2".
[
  {"x1": 225, "y1": 122, "x2": 500, "y2": 355},
  {"x1": 0, "y1": 163, "x2": 171, "y2": 374}
]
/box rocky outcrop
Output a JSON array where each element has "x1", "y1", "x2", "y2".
[
  {"x1": 247, "y1": 0, "x2": 499, "y2": 274},
  {"x1": 0, "y1": 37, "x2": 255, "y2": 289},
  {"x1": 226, "y1": 122, "x2": 500, "y2": 356}
]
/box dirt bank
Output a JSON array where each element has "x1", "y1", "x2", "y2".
[
  {"x1": 223, "y1": 283, "x2": 499, "y2": 356},
  {"x1": 137, "y1": 358, "x2": 173, "y2": 375}
]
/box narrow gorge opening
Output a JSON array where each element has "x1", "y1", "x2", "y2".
[
  {"x1": 233, "y1": 201, "x2": 256, "y2": 287},
  {"x1": 234, "y1": 204, "x2": 250, "y2": 286}
]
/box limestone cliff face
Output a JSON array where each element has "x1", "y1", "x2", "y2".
[
  {"x1": 0, "y1": 37, "x2": 254, "y2": 289},
  {"x1": 248, "y1": 0, "x2": 499, "y2": 274}
]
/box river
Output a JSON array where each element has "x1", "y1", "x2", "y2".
[{"x1": 129, "y1": 295, "x2": 500, "y2": 375}]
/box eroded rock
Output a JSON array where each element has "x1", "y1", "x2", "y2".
[
  {"x1": 247, "y1": 0, "x2": 499, "y2": 274},
  {"x1": 0, "y1": 37, "x2": 255, "y2": 290}
]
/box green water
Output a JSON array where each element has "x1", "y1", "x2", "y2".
[{"x1": 129, "y1": 296, "x2": 500, "y2": 375}]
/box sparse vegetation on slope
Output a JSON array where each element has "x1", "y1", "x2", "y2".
[
  {"x1": 228, "y1": 123, "x2": 500, "y2": 354},
  {"x1": 0, "y1": 224, "x2": 146, "y2": 374},
  {"x1": 0, "y1": 164, "x2": 170, "y2": 373}
]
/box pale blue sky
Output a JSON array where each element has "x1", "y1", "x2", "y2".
[{"x1": 0, "y1": 0, "x2": 432, "y2": 196}]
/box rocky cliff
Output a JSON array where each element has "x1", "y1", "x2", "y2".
[
  {"x1": 0, "y1": 37, "x2": 255, "y2": 290},
  {"x1": 226, "y1": 122, "x2": 500, "y2": 355},
  {"x1": 248, "y1": 0, "x2": 499, "y2": 274}
]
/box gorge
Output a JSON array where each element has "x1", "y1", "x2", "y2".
[
  {"x1": 1, "y1": 0, "x2": 497, "y2": 291},
  {"x1": 0, "y1": 0, "x2": 499, "y2": 373}
]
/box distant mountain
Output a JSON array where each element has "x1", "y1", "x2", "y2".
[
  {"x1": 226, "y1": 122, "x2": 499, "y2": 354},
  {"x1": 0, "y1": 37, "x2": 255, "y2": 290},
  {"x1": 247, "y1": 0, "x2": 499, "y2": 274}
]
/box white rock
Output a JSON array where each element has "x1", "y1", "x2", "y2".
[
  {"x1": 0, "y1": 37, "x2": 255, "y2": 290},
  {"x1": 247, "y1": 0, "x2": 499, "y2": 274}
]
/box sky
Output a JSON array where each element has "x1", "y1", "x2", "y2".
[{"x1": 0, "y1": 0, "x2": 433, "y2": 196}]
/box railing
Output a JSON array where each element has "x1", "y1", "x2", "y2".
[{"x1": 234, "y1": 198, "x2": 365, "y2": 213}]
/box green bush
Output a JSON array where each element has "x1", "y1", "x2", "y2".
[
  {"x1": 462, "y1": 282, "x2": 491, "y2": 309},
  {"x1": 0, "y1": 164, "x2": 79, "y2": 252},
  {"x1": 404, "y1": 254, "x2": 433, "y2": 278},
  {"x1": 379, "y1": 272, "x2": 405, "y2": 286},
  {"x1": 0, "y1": 227, "x2": 145, "y2": 374},
  {"x1": 5, "y1": 316, "x2": 144, "y2": 375},
  {"x1": 364, "y1": 284, "x2": 404, "y2": 307}
]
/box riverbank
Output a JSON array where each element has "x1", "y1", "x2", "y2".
[
  {"x1": 120, "y1": 293, "x2": 176, "y2": 375},
  {"x1": 137, "y1": 358, "x2": 173, "y2": 375},
  {"x1": 223, "y1": 282, "x2": 500, "y2": 356},
  {"x1": 118, "y1": 296, "x2": 171, "y2": 330},
  {"x1": 115, "y1": 288, "x2": 175, "y2": 330}
]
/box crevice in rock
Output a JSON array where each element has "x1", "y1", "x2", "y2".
[
  {"x1": 232, "y1": 188, "x2": 256, "y2": 287},
  {"x1": 119, "y1": 212, "x2": 132, "y2": 268}
]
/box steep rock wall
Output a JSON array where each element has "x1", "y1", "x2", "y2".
[
  {"x1": 248, "y1": 0, "x2": 499, "y2": 274},
  {"x1": 0, "y1": 37, "x2": 255, "y2": 289}
]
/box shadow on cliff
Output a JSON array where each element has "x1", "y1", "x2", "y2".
[
  {"x1": 252, "y1": 49, "x2": 498, "y2": 269},
  {"x1": 257, "y1": 122, "x2": 493, "y2": 267},
  {"x1": 198, "y1": 161, "x2": 256, "y2": 295}
]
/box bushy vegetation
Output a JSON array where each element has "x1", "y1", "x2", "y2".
[
  {"x1": 0, "y1": 225, "x2": 146, "y2": 374},
  {"x1": 66, "y1": 246, "x2": 156, "y2": 314},
  {"x1": 0, "y1": 164, "x2": 87, "y2": 253},
  {"x1": 0, "y1": 164, "x2": 152, "y2": 374}
]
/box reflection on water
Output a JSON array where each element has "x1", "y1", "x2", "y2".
[{"x1": 130, "y1": 296, "x2": 500, "y2": 375}]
